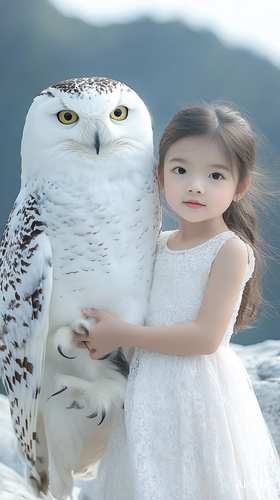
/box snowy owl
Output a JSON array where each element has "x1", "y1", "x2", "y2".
[{"x1": 0, "y1": 77, "x2": 160, "y2": 499}]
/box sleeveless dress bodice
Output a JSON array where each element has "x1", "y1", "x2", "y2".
[{"x1": 144, "y1": 230, "x2": 254, "y2": 345}]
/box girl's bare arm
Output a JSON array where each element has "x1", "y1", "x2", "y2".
[{"x1": 75, "y1": 238, "x2": 248, "y2": 359}]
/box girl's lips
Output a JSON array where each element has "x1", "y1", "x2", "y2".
[{"x1": 184, "y1": 200, "x2": 204, "y2": 209}]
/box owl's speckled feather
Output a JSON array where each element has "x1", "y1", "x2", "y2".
[
  {"x1": 49, "y1": 76, "x2": 129, "y2": 96},
  {"x1": 0, "y1": 77, "x2": 160, "y2": 500}
]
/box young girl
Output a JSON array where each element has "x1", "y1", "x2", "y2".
[{"x1": 75, "y1": 102, "x2": 280, "y2": 499}]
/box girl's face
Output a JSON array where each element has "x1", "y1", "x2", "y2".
[{"x1": 161, "y1": 135, "x2": 248, "y2": 229}]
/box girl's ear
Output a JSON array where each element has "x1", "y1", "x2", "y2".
[
  {"x1": 233, "y1": 177, "x2": 251, "y2": 202},
  {"x1": 156, "y1": 165, "x2": 164, "y2": 189}
]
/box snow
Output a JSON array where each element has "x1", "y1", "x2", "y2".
[{"x1": 1, "y1": 339, "x2": 280, "y2": 498}]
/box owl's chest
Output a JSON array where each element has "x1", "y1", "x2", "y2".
[
  {"x1": 36, "y1": 178, "x2": 158, "y2": 326},
  {"x1": 42, "y1": 188, "x2": 150, "y2": 277},
  {"x1": 47, "y1": 213, "x2": 142, "y2": 284}
]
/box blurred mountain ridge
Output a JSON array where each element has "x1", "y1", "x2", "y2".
[{"x1": 0, "y1": 0, "x2": 279, "y2": 348}]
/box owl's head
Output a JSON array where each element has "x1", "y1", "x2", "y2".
[{"x1": 21, "y1": 77, "x2": 154, "y2": 185}]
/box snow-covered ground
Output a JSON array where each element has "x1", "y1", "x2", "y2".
[{"x1": 1, "y1": 339, "x2": 280, "y2": 499}]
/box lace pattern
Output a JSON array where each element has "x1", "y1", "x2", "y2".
[{"x1": 98, "y1": 231, "x2": 280, "y2": 499}]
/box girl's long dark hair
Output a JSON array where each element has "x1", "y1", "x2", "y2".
[{"x1": 158, "y1": 102, "x2": 271, "y2": 332}]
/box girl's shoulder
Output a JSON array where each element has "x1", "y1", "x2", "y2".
[
  {"x1": 217, "y1": 231, "x2": 255, "y2": 282},
  {"x1": 157, "y1": 230, "x2": 255, "y2": 278}
]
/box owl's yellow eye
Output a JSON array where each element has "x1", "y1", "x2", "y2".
[
  {"x1": 110, "y1": 106, "x2": 128, "y2": 121},
  {"x1": 57, "y1": 110, "x2": 79, "y2": 124}
]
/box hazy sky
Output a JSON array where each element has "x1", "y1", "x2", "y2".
[{"x1": 49, "y1": 0, "x2": 280, "y2": 69}]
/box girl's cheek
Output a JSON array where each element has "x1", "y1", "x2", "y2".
[{"x1": 164, "y1": 187, "x2": 177, "y2": 205}]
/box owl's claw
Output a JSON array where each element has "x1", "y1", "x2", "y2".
[
  {"x1": 57, "y1": 344, "x2": 76, "y2": 360},
  {"x1": 83, "y1": 341, "x2": 90, "y2": 351},
  {"x1": 66, "y1": 401, "x2": 85, "y2": 410},
  {"x1": 53, "y1": 372, "x2": 126, "y2": 424},
  {"x1": 86, "y1": 411, "x2": 98, "y2": 419},
  {"x1": 86, "y1": 407, "x2": 106, "y2": 425},
  {"x1": 48, "y1": 385, "x2": 67, "y2": 401},
  {"x1": 81, "y1": 325, "x2": 89, "y2": 338},
  {"x1": 98, "y1": 407, "x2": 106, "y2": 425}
]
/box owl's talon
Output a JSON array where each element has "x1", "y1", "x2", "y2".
[
  {"x1": 57, "y1": 345, "x2": 76, "y2": 359},
  {"x1": 98, "y1": 407, "x2": 106, "y2": 426},
  {"x1": 86, "y1": 407, "x2": 106, "y2": 425},
  {"x1": 81, "y1": 325, "x2": 89, "y2": 338},
  {"x1": 86, "y1": 411, "x2": 98, "y2": 419},
  {"x1": 48, "y1": 385, "x2": 67, "y2": 401},
  {"x1": 66, "y1": 401, "x2": 85, "y2": 410}
]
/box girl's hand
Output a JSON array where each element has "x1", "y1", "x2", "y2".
[{"x1": 73, "y1": 308, "x2": 126, "y2": 360}]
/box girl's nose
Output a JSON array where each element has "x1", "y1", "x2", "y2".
[{"x1": 187, "y1": 180, "x2": 204, "y2": 194}]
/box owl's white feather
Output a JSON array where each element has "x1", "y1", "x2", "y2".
[{"x1": 0, "y1": 77, "x2": 160, "y2": 500}]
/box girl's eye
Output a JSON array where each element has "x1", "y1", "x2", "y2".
[
  {"x1": 209, "y1": 172, "x2": 223, "y2": 180},
  {"x1": 174, "y1": 167, "x2": 186, "y2": 175}
]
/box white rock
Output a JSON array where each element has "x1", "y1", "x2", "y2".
[{"x1": 231, "y1": 339, "x2": 280, "y2": 453}]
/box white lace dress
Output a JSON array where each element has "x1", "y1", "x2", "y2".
[{"x1": 98, "y1": 230, "x2": 280, "y2": 500}]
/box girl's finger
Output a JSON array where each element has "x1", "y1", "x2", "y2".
[
  {"x1": 75, "y1": 341, "x2": 88, "y2": 349},
  {"x1": 82, "y1": 308, "x2": 101, "y2": 319},
  {"x1": 89, "y1": 348, "x2": 98, "y2": 359},
  {"x1": 73, "y1": 334, "x2": 88, "y2": 342}
]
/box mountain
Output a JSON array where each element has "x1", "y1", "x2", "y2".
[{"x1": 0, "y1": 0, "x2": 279, "y2": 349}]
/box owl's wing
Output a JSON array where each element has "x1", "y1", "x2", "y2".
[{"x1": 0, "y1": 194, "x2": 52, "y2": 482}]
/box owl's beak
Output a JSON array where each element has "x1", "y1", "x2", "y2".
[{"x1": 94, "y1": 132, "x2": 100, "y2": 155}]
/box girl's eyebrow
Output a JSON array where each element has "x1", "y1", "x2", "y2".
[
  {"x1": 210, "y1": 164, "x2": 231, "y2": 172},
  {"x1": 168, "y1": 158, "x2": 231, "y2": 172},
  {"x1": 168, "y1": 157, "x2": 189, "y2": 164}
]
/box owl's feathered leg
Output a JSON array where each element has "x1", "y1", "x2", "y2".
[{"x1": 53, "y1": 370, "x2": 127, "y2": 424}]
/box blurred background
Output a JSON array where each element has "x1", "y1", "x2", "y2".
[{"x1": 0, "y1": 0, "x2": 279, "y2": 398}]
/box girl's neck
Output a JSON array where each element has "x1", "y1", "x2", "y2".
[{"x1": 168, "y1": 218, "x2": 230, "y2": 251}]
